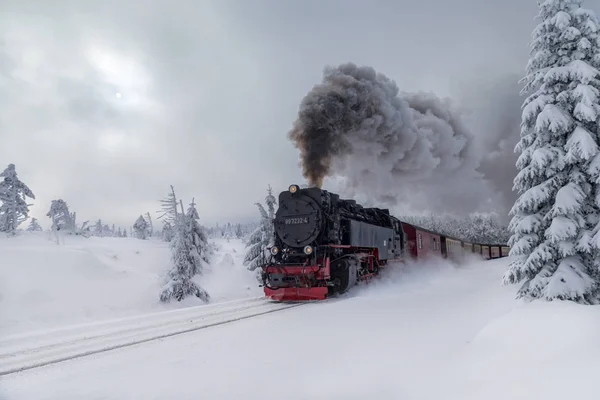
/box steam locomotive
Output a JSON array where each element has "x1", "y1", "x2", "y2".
[{"x1": 260, "y1": 184, "x2": 509, "y2": 301}]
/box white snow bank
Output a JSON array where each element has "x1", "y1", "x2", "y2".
[
  {"x1": 0, "y1": 232, "x2": 261, "y2": 336},
  {"x1": 3, "y1": 241, "x2": 599, "y2": 400},
  {"x1": 446, "y1": 299, "x2": 600, "y2": 399}
]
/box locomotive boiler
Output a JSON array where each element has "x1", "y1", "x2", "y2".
[{"x1": 261, "y1": 184, "x2": 407, "y2": 301}]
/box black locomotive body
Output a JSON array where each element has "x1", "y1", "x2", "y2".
[{"x1": 261, "y1": 184, "x2": 407, "y2": 301}]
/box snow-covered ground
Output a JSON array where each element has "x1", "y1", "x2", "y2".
[
  {"x1": 2, "y1": 240, "x2": 599, "y2": 399},
  {"x1": 0, "y1": 232, "x2": 261, "y2": 336}
]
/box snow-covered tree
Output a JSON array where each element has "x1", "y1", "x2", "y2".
[
  {"x1": 0, "y1": 164, "x2": 35, "y2": 235},
  {"x1": 223, "y1": 223, "x2": 235, "y2": 242},
  {"x1": 159, "y1": 199, "x2": 210, "y2": 303},
  {"x1": 27, "y1": 217, "x2": 42, "y2": 232},
  {"x1": 244, "y1": 185, "x2": 277, "y2": 271},
  {"x1": 133, "y1": 215, "x2": 149, "y2": 239},
  {"x1": 92, "y1": 219, "x2": 103, "y2": 237},
  {"x1": 161, "y1": 221, "x2": 175, "y2": 242},
  {"x1": 145, "y1": 212, "x2": 153, "y2": 237},
  {"x1": 46, "y1": 199, "x2": 74, "y2": 233},
  {"x1": 157, "y1": 185, "x2": 179, "y2": 225},
  {"x1": 504, "y1": 0, "x2": 600, "y2": 303},
  {"x1": 102, "y1": 224, "x2": 112, "y2": 237}
]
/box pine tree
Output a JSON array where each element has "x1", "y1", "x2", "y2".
[
  {"x1": 244, "y1": 185, "x2": 277, "y2": 271},
  {"x1": 145, "y1": 212, "x2": 153, "y2": 237},
  {"x1": 0, "y1": 164, "x2": 35, "y2": 235},
  {"x1": 93, "y1": 219, "x2": 103, "y2": 237},
  {"x1": 27, "y1": 217, "x2": 42, "y2": 232},
  {"x1": 161, "y1": 221, "x2": 175, "y2": 242},
  {"x1": 157, "y1": 185, "x2": 179, "y2": 226},
  {"x1": 159, "y1": 199, "x2": 210, "y2": 303},
  {"x1": 504, "y1": 0, "x2": 600, "y2": 303},
  {"x1": 103, "y1": 224, "x2": 112, "y2": 237},
  {"x1": 46, "y1": 199, "x2": 74, "y2": 233},
  {"x1": 133, "y1": 215, "x2": 149, "y2": 239}
]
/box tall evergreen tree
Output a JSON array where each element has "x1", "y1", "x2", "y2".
[
  {"x1": 504, "y1": 0, "x2": 600, "y2": 303},
  {"x1": 244, "y1": 185, "x2": 277, "y2": 271},
  {"x1": 0, "y1": 164, "x2": 35, "y2": 235},
  {"x1": 133, "y1": 215, "x2": 149, "y2": 239},
  {"x1": 160, "y1": 199, "x2": 210, "y2": 303},
  {"x1": 46, "y1": 199, "x2": 74, "y2": 233},
  {"x1": 145, "y1": 212, "x2": 153, "y2": 237},
  {"x1": 157, "y1": 185, "x2": 179, "y2": 226}
]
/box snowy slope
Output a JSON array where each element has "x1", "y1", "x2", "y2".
[
  {"x1": 3, "y1": 255, "x2": 598, "y2": 399},
  {"x1": 0, "y1": 232, "x2": 261, "y2": 336}
]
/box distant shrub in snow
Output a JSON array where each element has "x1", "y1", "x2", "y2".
[
  {"x1": 27, "y1": 218, "x2": 43, "y2": 232},
  {"x1": 244, "y1": 185, "x2": 276, "y2": 272},
  {"x1": 219, "y1": 253, "x2": 235, "y2": 268},
  {"x1": 0, "y1": 163, "x2": 35, "y2": 236},
  {"x1": 504, "y1": 0, "x2": 600, "y2": 304}
]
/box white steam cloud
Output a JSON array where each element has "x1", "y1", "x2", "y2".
[{"x1": 288, "y1": 62, "x2": 502, "y2": 215}]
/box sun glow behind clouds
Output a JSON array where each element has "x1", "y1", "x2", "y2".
[
  {"x1": 83, "y1": 41, "x2": 162, "y2": 153},
  {"x1": 85, "y1": 43, "x2": 156, "y2": 110}
]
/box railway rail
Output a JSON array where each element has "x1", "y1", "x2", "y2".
[{"x1": 0, "y1": 297, "x2": 304, "y2": 376}]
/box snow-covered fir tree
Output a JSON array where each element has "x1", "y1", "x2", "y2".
[
  {"x1": 93, "y1": 219, "x2": 104, "y2": 237},
  {"x1": 244, "y1": 185, "x2": 277, "y2": 271},
  {"x1": 159, "y1": 199, "x2": 210, "y2": 303},
  {"x1": 0, "y1": 164, "x2": 35, "y2": 235},
  {"x1": 223, "y1": 222, "x2": 235, "y2": 242},
  {"x1": 102, "y1": 224, "x2": 112, "y2": 237},
  {"x1": 145, "y1": 212, "x2": 153, "y2": 237},
  {"x1": 46, "y1": 199, "x2": 74, "y2": 233},
  {"x1": 504, "y1": 0, "x2": 600, "y2": 303},
  {"x1": 161, "y1": 221, "x2": 175, "y2": 242},
  {"x1": 27, "y1": 217, "x2": 42, "y2": 232},
  {"x1": 133, "y1": 215, "x2": 149, "y2": 239},
  {"x1": 157, "y1": 186, "x2": 179, "y2": 225}
]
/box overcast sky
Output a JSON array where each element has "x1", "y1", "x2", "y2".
[{"x1": 2, "y1": 0, "x2": 596, "y2": 229}]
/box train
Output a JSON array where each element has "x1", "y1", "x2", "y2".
[{"x1": 260, "y1": 184, "x2": 510, "y2": 301}]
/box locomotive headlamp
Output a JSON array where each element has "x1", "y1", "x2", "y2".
[
  {"x1": 303, "y1": 245, "x2": 313, "y2": 255},
  {"x1": 289, "y1": 184, "x2": 299, "y2": 193},
  {"x1": 271, "y1": 246, "x2": 279, "y2": 255}
]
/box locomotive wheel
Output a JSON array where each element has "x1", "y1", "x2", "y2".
[{"x1": 330, "y1": 258, "x2": 357, "y2": 295}]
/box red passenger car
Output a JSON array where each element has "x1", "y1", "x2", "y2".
[{"x1": 400, "y1": 223, "x2": 442, "y2": 259}]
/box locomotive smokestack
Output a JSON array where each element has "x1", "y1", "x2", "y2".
[{"x1": 288, "y1": 62, "x2": 498, "y2": 214}]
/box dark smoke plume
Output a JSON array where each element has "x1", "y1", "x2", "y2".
[{"x1": 289, "y1": 62, "x2": 518, "y2": 216}]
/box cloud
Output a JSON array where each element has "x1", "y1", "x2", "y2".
[{"x1": 0, "y1": 0, "x2": 552, "y2": 229}]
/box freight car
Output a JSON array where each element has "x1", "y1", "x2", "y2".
[{"x1": 260, "y1": 185, "x2": 509, "y2": 301}]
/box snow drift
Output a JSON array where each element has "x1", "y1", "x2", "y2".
[
  {"x1": 0, "y1": 232, "x2": 261, "y2": 336},
  {"x1": 5, "y1": 256, "x2": 600, "y2": 400}
]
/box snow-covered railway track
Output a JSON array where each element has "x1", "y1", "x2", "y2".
[{"x1": 0, "y1": 297, "x2": 303, "y2": 376}]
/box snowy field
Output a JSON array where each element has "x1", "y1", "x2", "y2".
[
  {"x1": 2, "y1": 235, "x2": 600, "y2": 399},
  {"x1": 0, "y1": 232, "x2": 261, "y2": 336}
]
